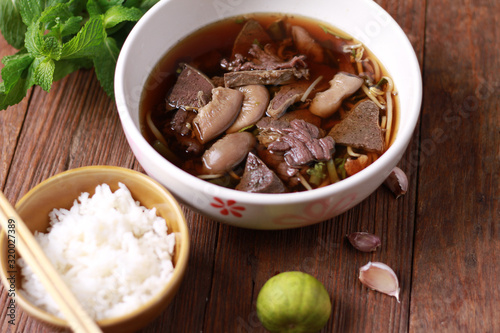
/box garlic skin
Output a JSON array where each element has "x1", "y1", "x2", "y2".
[
  {"x1": 359, "y1": 262, "x2": 400, "y2": 302},
  {"x1": 383, "y1": 167, "x2": 408, "y2": 198},
  {"x1": 347, "y1": 232, "x2": 381, "y2": 252}
]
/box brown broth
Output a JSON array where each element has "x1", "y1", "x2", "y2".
[{"x1": 140, "y1": 13, "x2": 399, "y2": 192}]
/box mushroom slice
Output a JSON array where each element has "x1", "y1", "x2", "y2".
[
  {"x1": 267, "y1": 82, "x2": 309, "y2": 119},
  {"x1": 291, "y1": 25, "x2": 324, "y2": 63},
  {"x1": 226, "y1": 85, "x2": 270, "y2": 133},
  {"x1": 328, "y1": 99, "x2": 385, "y2": 153},
  {"x1": 309, "y1": 72, "x2": 363, "y2": 118},
  {"x1": 201, "y1": 132, "x2": 256, "y2": 175},
  {"x1": 236, "y1": 152, "x2": 287, "y2": 193},
  {"x1": 193, "y1": 87, "x2": 243, "y2": 143}
]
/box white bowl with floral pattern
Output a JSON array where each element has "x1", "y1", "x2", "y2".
[{"x1": 115, "y1": 0, "x2": 422, "y2": 229}]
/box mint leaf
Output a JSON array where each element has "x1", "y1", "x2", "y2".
[
  {"x1": 65, "y1": 0, "x2": 87, "y2": 16},
  {"x1": 1, "y1": 0, "x2": 154, "y2": 110},
  {"x1": 61, "y1": 17, "x2": 106, "y2": 59},
  {"x1": 40, "y1": 3, "x2": 73, "y2": 25},
  {"x1": 24, "y1": 20, "x2": 46, "y2": 57},
  {"x1": 103, "y1": 6, "x2": 142, "y2": 29},
  {"x1": 17, "y1": 0, "x2": 45, "y2": 26},
  {"x1": 0, "y1": 79, "x2": 29, "y2": 110},
  {"x1": 0, "y1": 0, "x2": 27, "y2": 49},
  {"x1": 0, "y1": 56, "x2": 41, "y2": 110},
  {"x1": 41, "y1": 36, "x2": 63, "y2": 60},
  {"x1": 60, "y1": 16, "x2": 84, "y2": 37},
  {"x1": 25, "y1": 22, "x2": 63, "y2": 60},
  {"x1": 53, "y1": 58, "x2": 92, "y2": 81},
  {"x1": 1, "y1": 52, "x2": 34, "y2": 92},
  {"x1": 17, "y1": 0, "x2": 70, "y2": 25},
  {"x1": 138, "y1": 0, "x2": 160, "y2": 12},
  {"x1": 87, "y1": 0, "x2": 124, "y2": 16},
  {"x1": 34, "y1": 57, "x2": 55, "y2": 91},
  {"x1": 124, "y1": 0, "x2": 160, "y2": 12},
  {"x1": 93, "y1": 37, "x2": 120, "y2": 98}
]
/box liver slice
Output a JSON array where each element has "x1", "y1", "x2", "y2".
[
  {"x1": 236, "y1": 152, "x2": 286, "y2": 193},
  {"x1": 167, "y1": 64, "x2": 214, "y2": 109},
  {"x1": 328, "y1": 99, "x2": 385, "y2": 153}
]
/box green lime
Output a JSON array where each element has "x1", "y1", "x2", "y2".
[{"x1": 256, "y1": 271, "x2": 332, "y2": 333}]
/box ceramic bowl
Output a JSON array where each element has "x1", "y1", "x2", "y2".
[
  {"x1": 115, "y1": 0, "x2": 422, "y2": 229},
  {"x1": 0, "y1": 166, "x2": 189, "y2": 332}
]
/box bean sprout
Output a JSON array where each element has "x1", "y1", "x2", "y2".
[
  {"x1": 297, "y1": 173, "x2": 313, "y2": 191},
  {"x1": 383, "y1": 76, "x2": 394, "y2": 144},
  {"x1": 361, "y1": 85, "x2": 386, "y2": 109},
  {"x1": 147, "y1": 111, "x2": 168, "y2": 146},
  {"x1": 301, "y1": 75, "x2": 323, "y2": 102},
  {"x1": 347, "y1": 146, "x2": 362, "y2": 157}
]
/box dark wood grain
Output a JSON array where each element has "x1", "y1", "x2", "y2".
[
  {"x1": 409, "y1": 0, "x2": 500, "y2": 332},
  {"x1": 0, "y1": 36, "x2": 30, "y2": 191},
  {"x1": 0, "y1": 0, "x2": 498, "y2": 332}
]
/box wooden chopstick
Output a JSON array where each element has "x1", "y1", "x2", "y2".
[{"x1": 0, "y1": 191, "x2": 102, "y2": 333}]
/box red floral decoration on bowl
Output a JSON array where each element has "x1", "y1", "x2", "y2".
[{"x1": 210, "y1": 197, "x2": 246, "y2": 217}]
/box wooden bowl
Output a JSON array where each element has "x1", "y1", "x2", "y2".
[{"x1": 0, "y1": 166, "x2": 190, "y2": 332}]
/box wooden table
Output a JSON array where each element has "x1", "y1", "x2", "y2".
[{"x1": 0, "y1": 0, "x2": 498, "y2": 332}]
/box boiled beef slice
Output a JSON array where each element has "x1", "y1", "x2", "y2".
[
  {"x1": 268, "y1": 119, "x2": 335, "y2": 167},
  {"x1": 255, "y1": 116, "x2": 289, "y2": 146},
  {"x1": 224, "y1": 68, "x2": 309, "y2": 88},
  {"x1": 267, "y1": 82, "x2": 309, "y2": 118},
  {"x1": 223, "y1": 44, "x2": 307, "y2": 72},
  {"x1": 328, "y1": 99, "x2": 385, "y2": 153}
]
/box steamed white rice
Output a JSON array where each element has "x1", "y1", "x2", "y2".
[{"x1": 18, "y1": 183, "x2": 176, "y2": 320}]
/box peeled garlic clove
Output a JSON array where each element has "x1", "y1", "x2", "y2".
[
  {"x1": 383, "y1": 167, "x2": 408, "y2": 198},
  {"x1": 359, "y1": 261, "x2": 400, "y2": 302},
  {"x1": 347, "y1": 232, "x2": 381, "y2": 252}
]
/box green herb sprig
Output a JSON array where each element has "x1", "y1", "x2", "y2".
[{"x1": 0, "y1": 0, "x2": 159, "y2": 111}]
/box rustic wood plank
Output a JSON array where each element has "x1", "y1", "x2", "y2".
[
  {"x1": 1, "y1": 0, "x2": 496, "y2": 332},
  {"x1": 410, "y1": 0, "x2": 500, "y2": 331},
  {"x1": 0, "y1": 35, "x2": 31, "y2": 190}
]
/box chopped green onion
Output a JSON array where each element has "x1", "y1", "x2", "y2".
[
  {"x1": 238, "y1": 124, "x2": 256, "y2": 133},
  {"x1": 307, "y1": 162, "x2": 326, "y2": 186},
  {"x1": 335, "y1": 157, "x2": 347, "y2": 180},
  {"x1": 253, "y1": 38, "x2": 263, "y2": 47}
]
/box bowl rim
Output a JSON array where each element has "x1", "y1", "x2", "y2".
[
  {"x1": 0, "y1": 165, "x2": 190, "y2": 328},
  {"x1": 114, "y1": 0, "x2": 422, "y2": 205}
]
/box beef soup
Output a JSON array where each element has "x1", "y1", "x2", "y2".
[{"x1": 140, "y1": 13, "x2": 399, "y2": 193}]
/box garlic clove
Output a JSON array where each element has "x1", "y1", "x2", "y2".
[
  {"x1": 347, "y1": 232, "x2": 381, "y2": 252},
  {"x1": 383, "y1": 167, "x2": 408, "y2": 198},
  {"x1": 359, "y1": 261, "x2": 400, "y2": 302}
]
